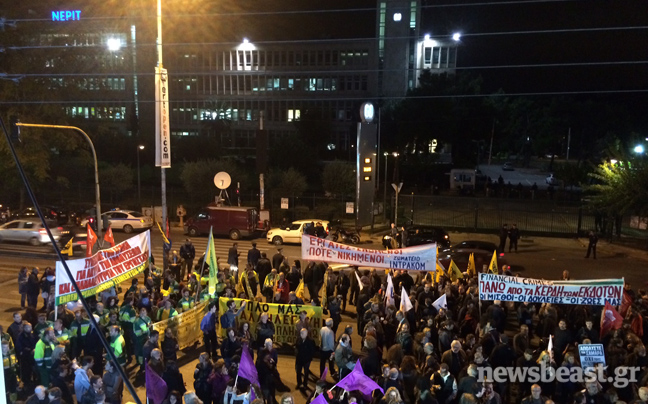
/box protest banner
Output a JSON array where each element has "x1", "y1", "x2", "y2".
[
  {"x1": 478, "y1": 273, "x2": 623, "y2": 305},
  {"x1": 55, "y1": 231, "x2": 151, "y2": 305},
  {"x1": 153, "y1": 301, "x2": 208, "y2": 350},
  {"x1": 301, "y1": 234, "x2": 436, "y2": 271},
  {"x1": 578, "y1": 344, "x2": 606, "y2": 369},
  {"x1": 218, "y1": 297, "x2": 323, "y2": 344}
]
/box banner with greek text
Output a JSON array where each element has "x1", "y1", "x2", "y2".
[
  {"x1": 55, "y1": 231, "x2": 151, "y2": 305},
  {"x1": 153, "y1": 302, "x2": 208, "y2": 350},
  {"x1": 478, "y1": 273, "x2": 623, "y2": 305},
  {"x1": 218, "y1": 297, "x2": 323, "y2": 344},
  {"x1": 301, "y1": 234, "x2": 436, "y2": 271}
]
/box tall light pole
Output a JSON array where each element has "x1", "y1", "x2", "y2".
[
  {"x1": 156, "y1": 0, "x2": 169, "y2": 269},
  {"x1": 137, "y1": 145, "x2": 145, "y2": 206},
  {"x1": 383, "y1": 152, "x2": 388, "y2": 221},
  {"x1": 16, "y1": 123, "x2": 102, "y2": 240}
]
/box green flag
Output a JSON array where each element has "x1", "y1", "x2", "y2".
[{"x1": 206, "y1": 227, "x2": 218, "y2": 295}]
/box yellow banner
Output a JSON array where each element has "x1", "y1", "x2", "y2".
[
  {"x1": 218, "y1": 298, "x2": 323, "y2": 345},
  {"x1": 153, "y1": 302, "x2": 209, "y2": 350}
]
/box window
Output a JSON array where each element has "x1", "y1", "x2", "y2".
[
  {"x1": 440, "y1": 47, "x2": 448, "y2": 66},
  {"x1": 433, "y1": 48, "x2": 440, "y2": 65},
  {"x1": 424, "y1": 47, "x2": 432, "y2": 64},
  {"x1": 287, "y1": 109, "x2": 300, "y2": 122}
]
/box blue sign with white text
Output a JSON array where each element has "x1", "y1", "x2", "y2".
[{"x1": 52, "y1": 10, "x2": 81, "y2": 21}]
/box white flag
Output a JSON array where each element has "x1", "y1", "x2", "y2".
[
  {"x1": 355, "y1": 270, "x2": 364, "y2": 291},
  {"x1": 400, "y1": 286, "x2": 413, "y2": 312},
  {"x1": 547, "y1": 334, "x2": 554, "y2": 359},
  {"x1": 432, "y1": 294, "x2": 447, "y2": 311},
  {"x1": 385, "y1": 274, "x2": 395, "y2": 307}
]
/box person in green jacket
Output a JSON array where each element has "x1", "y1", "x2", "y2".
[
  {"x1": 133, "y1": 307, "x2": 151, "y2": 367},
  {"x1": 94, "y1": 302, "x2": 110, "y2": 327},
  {"x1": 109, "y1": 325, "x2": 126, "y2": 367},
  {"x1": 177, "y1": 289, "x2": 195, "y2": 313},
  {"x1": 119, "y1": 297, "x2": 137, "y2": 364},
  {"x1": 157, "y1": 299, "x2": 178, "y2": 321},
  {"x1": 34, "y1": 327, "x2": 56, "y2": 385},
  {"x1": 34, "y1": 313, "x2": 53, "y2": 338},
  {"x1": 70, "y1": 310, "x2": 90, "y2": 358}
]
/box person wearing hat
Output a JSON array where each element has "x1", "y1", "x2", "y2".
[{"x1": 180, "y1": 238, "x2": 195, "y2": 281}]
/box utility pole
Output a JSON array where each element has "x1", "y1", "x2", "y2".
[
  {"x1": 392, "y1": 182, "x2": 402, "y2": 226},
  {"x1": 488, "y1": 120, "x2": 495, "y2": 166}
]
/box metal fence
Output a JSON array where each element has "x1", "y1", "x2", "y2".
[{"x1": 396, "y1": 195, "x2": 595, "y2": 236}]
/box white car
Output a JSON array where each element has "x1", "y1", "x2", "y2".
[
  {"x1": 81, "y1": 210, "x2": 153, "y2": 233},
  {"x1": 266, "y1": 219, "x2": 330, "y2": 245},
  {"x1": 0, "y1": 219, "x2": 62, "y2": 246}
]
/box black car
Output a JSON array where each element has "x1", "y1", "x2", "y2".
[
  {"x1": 405, "y1": 225, "x2": 450, "y2": 248},
  {"x1": 15, "y1": 206, "x2": 69, "y2": 225}
]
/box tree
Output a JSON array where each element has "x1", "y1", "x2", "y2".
[
  {"x1": 322, "y1": 161, "x2": 355, "y2": 197},
  {"x1": 586, "y1": 156, "x2": 648, "y2": 216},
  {"x1": 268, "y1": 168, "x2": 307, "y2": 198},
  {"x1": 99, "y1": 163, "x2": 133, "y2": 204}
]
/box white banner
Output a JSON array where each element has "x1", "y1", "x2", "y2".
[
  {"x1": 578, "y1": 344, "x2": 606, "y2": 369},
  {"x1": 301, "y1": 234, "x2": 436, "y2": 270},
  {"x1": 55, "y1": 231, "x2": 151, "y2": 305},
  {"x1": 155, "y1": 67, "x2": 171, "y2": 168},
  {"x1": 478, "y1": 273, "x2": 623, "y2": 305}
]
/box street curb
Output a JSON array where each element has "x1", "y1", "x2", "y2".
[{"x1": 0, "y1": 250, "x2": 56, "y2": 260}]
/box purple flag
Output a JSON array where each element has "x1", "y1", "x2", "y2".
[
  {"x1": 146, "y1": 362, "x2": 168, "y2": 404},
  {"x1": 335, "y1": 366, "x2": 384, "y2": 396},
  {"x1": 320, "y1": 366, "x2": 329, "y2": 381},
  {"x1": 238, "y1": 344, "x2": 259, "y2": 385},
  {"x1": 311, "y1": 393, "x2": 329, "y2": 404},
  {"x1": 354, "y1": 359, "x2": 364, "y2": 375}
]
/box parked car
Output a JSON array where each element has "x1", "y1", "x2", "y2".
[
  {"x1": 502, "y1": 162, "x2": 515, "y2": 171},
  {"x1": 81, "y1": 209, "x2": 153, "y2": 233},
  {"x1": 0, "y1": 219, "x2": 63, "y2": 246},
  {"x1": 184, "y1": 206, "x2": 258, "y2": 240},
  {"x1": 405, "y1": 225, "x2": 450, "y2": 248},
  {"x1": 438, "y1": 240, "x2": 507, "y2": 271},
  {"x1": 266, "y1": 219, "x2": 330, "y2": 245},
  {"x1": 16, "y1": 206, "x2": 69, "y2": 225}
]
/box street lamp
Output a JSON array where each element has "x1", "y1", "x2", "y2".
[
  {"x1": 634, "y1": 145, "x2": 644, "y2": 154},
  {"x1": 137, "y1": 145, "x2": 145, "y2": 206},
  {"x1": 106, "y1": 37, "x2": 121, "y2": 51},
  {"x1": 383, "y1": 152, "x2": 389, "y2": 221}
]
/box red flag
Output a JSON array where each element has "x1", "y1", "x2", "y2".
[
  {"x1": 620, "y1": 290, "x2": 632, "y2": 317},
  {"x1": 104, "y1": 226, "x2": 115, "y2": 247},
  {"x1": 86, "y1": 224, "x2": 98, "y2": 257},
  {"x1": 165, "y1": 217, "x2": 170, "y2": 239},
  {"x1": 600, "y1": 301, "x2": 623, "y2": 338}
]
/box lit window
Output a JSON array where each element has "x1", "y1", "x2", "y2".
[
  {"x1": 364, "y1": 158, "x2": 372, "y2": 164},
  {"x1": 287, "y1": 109, "x2": 301, "y2": 122},
  {"x1": 363, "y1": 167, "x2": 372, "y2": 173},
  {"x1": 363, "y1": 176, "x2": 371, "y2": 181},
  {"x1": 393, "y1": 13, "x2": 402, "y2": 21}
]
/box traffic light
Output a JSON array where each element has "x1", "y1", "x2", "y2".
[{"x1": 9, "y1": 115, "x2": 20, "y2": 144}]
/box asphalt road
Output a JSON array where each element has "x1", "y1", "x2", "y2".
[{"x1": 0, "y1": 226, "x2": 645, "y2": 403}]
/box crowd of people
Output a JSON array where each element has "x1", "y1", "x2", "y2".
[{"x1": 4, "y1": 235, "x2": 648, "y2": 404}]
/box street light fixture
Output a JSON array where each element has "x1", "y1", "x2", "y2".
[
  {"x1": 137, "y1": 145, "x2": 145, "y2": 206},
  {"x1": 452, "y1": 32, "x2": 462, "y2": 41},
  {"x1": 634, "y1": 145, "x2": 644, "y2": 154},
  {"x1": 106, "y1": 37, "x2": 121, "y2": 51}
]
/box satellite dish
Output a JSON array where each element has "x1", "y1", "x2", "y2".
[{"x1": 214, "y1": 172, "x2": 232, "y2": 190}]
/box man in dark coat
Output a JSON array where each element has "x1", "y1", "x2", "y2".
[
  {"x1": 179, "y1": 239, "x2": 196, "y2": 281},
  {"x1": 295, "y1": 328, "x2": 317, "y2": 390},
  {"x1": 272, "y1": 248, "x2": 285, "y2": 270},
  {"x1": 508, "y1": 224, "x2": 520, "y2": 252},
  {"x1": 247, "y1": 243, "x2": 261, "y2": 269},
  {"x1": 498, "y1": 224, "x2": 508, "y2": 253},
  {"x1": 257, "y1": 253, "x2": 272, "y2": 288}
]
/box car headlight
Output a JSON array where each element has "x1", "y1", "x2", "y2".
[{"x1": 268, "y1": 231, "x2": 272, "y2": 236}]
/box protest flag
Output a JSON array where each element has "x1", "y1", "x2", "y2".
[
  {"x1": 435, "y1": 261, "x2": 446, "y2": 283},
  {"x1": 311, "y1": 394, "x2": 329, "y2": 404},
  {"x1": 335, "y1": 361, "x2": 384, "y2": 396},
  {"x1": 488, "y1": 250, "x2": 498, "y2": 274},
  {"x1": 104, "y1": 225, "x2": 115, "y2": 247},
  {"x1": 355, "y1": 270, "x2": 364, "y2": 290},
  {"x1": 61, "y1": 238, "x2": 74, "y2": 257},
  {"x1": 156, "y1": 221, "x2": 171, "y2": 253},
  {"x1": 385, "y1": 274, "x2": 395, "y2": 307},
  {"x1": 400, "y1": 286, "x2": 413, "y2": 312},
  {"x1": 467, "y1": 252, "x2": 476, "y2": 276},
  {"x1": 86, "y1": 224, "x2": 97, "y2": 257},
  {"x1": 146, "y1": 361, "x2": 168, "y2": 404},
  {"x1": 320, "y1": 271, "x2": 329, "y2": 307},
  {"x1": 205, "y1": 227, "x2": 218, "y2": 295},
  {"x1": 296, "y1": 279, "x2": 305, "y2": 299},
  {"x1": 238, "y1": 344, "x2": 259, "y2": 385},
  {"x1": 432, "y1": 294, "x2": 447, "y2": 311},
  {"x1": 320, "y1": 366, "x2": 329, "y2": 381},
  {"x1": 241, "y1": 270, "x2": 254, "y2": 299},
  {"x1": 620, "y1": 289, "x2": 632, "y2": 317},
  {"x1": 449, "y1": 260, "x2": 464, "y2": 282},
  {"x1": 600, "y1": 301, "x2": 623, "y2": 338},
  {"x1": 547, "y1": 334, "x2": 554, "y2": 360}
]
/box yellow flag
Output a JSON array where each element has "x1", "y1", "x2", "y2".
[
  {"x1": 449, "y1": 260, "x2": 464, "y2": 281},
  {"x1": 61, "y1": 238, "x2": 74, "y2": 257},
  {"x1": 489, "y1": 250, "x2": 498, "y2": 274},
  {"x1": 235, "y1": 272, "x2": 245, "y2": 296},
  {"x1": 243, "y1": 271, "x2": 254, "y2": 300},
  {"x1": 320, "y1": 272, "x2": 328, "y2": 307},
  {"x1": 161, "y1": 288, "x2": 170, "y2": 297},
  {"x1": 296, "y1": 279, "x2": 305, "y2": 299},
  {"x1": 467, "y1": 253, "x2": 476, "y2": 276},
  {"x1": 435, "y1": 261, "x2": 446, "y2": 283}
]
